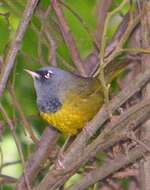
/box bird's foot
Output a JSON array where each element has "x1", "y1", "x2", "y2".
[
  {"x1": 83, "y1": 122, "x2": 93, "y2": 137},
  {"x1": 55, "y1": 136, "x2": 72, "y2": 170},
  {"x1": 55, "y1": 153, "x2": 65, "y2": 170},
  {"x1": 110, "y1": 115, "x2": 120, "y2": 123},
  {"x1": 109, "y1": 107, "x2": 124, "y2": 123}
]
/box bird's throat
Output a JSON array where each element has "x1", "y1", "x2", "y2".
[{"x1": 37, "y1": 96, "x2": 62, "y2": 113}]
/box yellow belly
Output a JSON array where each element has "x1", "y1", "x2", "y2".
[
  {"x1": 40, "y1": 94, "x2": 103, "y2": 135},
  {"x1": 41, "y1": 109, "x2": 86, "y2": 135}
]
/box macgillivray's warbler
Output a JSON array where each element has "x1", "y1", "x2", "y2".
[{"x1": 25, "y1": 66, "x2": 105, "y2": 135}]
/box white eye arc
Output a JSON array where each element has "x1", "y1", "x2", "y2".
[{"x1": 44, "y1": 70, "x2": 53, "y2": 79}]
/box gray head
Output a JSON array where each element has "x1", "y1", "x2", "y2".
[{"x1": 25, "y1": 66, "x2": 77, "y2": 113}]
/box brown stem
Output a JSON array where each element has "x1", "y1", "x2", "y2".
[
  {"x1": 16, "y1": 127, "x2": 59, "y2": 190},
  {"x1": 95, "y1": 0, "x2": 113, "y2": 48},
  {"x1": 8, "y1": 85, "x2": 39, "y2": 144},
  {"x1": 63, "y1": 97, "x2": 150, "y2": 175},
  {"x1": 0, "y1": 103, "x2": 30, "y2": 190},
  {"x1": 51, "y1": 0, "x2": 86, "y2": 76},
  {"x1": 0, "y1": 0, "x2": 40, "y2": 97},
  {"x1": 67, "y1": 140, "x2": 149, "y2": 190},
  {"x1": 139, "y1": 1, "x2": 150, "y2": 190},
  {"x1": 44, "y1": 27, "x2": 57, "y2": 66},
  {"x1": 0, "y1": 174, "x2": 17, "y2": 184}
]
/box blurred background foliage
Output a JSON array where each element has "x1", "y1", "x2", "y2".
[{"x1": 0, "y1": 0, "x2": 129, "y2": 189}]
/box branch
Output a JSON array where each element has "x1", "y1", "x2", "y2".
[
  {"x1": 8, "y1": 85, "x2": 39, "y2": 144},
  {"x1": 44, "y1": 26, "x2": 57, "y2": 66},
  {"x1": 138, "y1": 1, "x2": 150, "y2": 190},
  {"x1": 51, "y1": 0, "x2": 86, "y2": 76},
  {"x1": 84, "y1": 12, "x2": 130, "y2": 75},
  {"x1": 84, "y1": 0, "x2": 112, "y2": 76},
  {"x1": 100, "y1": 0, "x2": 129, "y2": 67},
  {"x1": 0, "y1": 103, "x2": 30, "y2": 189},
  {"x1": 0, "y1": 0, "x2": 40, "y2": 97},
  {"x1": 88, "y1": 5, "x2": 145, "y2": 77},
  {"x1": 105, "y1": 13, "x2": 130, "y2": 58},
  {"x1": 58, "y1": 0, "x2": 97, "y2": 50},
  {"x1": 16, "y1": 127, "x2": 59, "y2": 190},
  {"x1": 0, "y1": 160, "x2": 20, "y2": 171},
  {"x1": 0, "y1": 174, "x2": 17, "y2": 184},
  {"x1": 95, "y1": 0, "x2": 113, "y2": 48},
  {"x1": 120, "y1": 48, "x2": 150, "y2": 54},
  {"x1": 66, "y1": 97, "x2": 150, "y2": 175},
  {"x1": 67, "y1": 140, "x2": 150, "y2": 190},
  {"x1": 103, "y1": 11, "x2": 141, "y2": 66}
]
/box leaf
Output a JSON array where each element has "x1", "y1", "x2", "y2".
[{"x1": 0, "y1": 16, "x2": 10, "y2": 54}]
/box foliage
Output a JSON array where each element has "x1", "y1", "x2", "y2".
[{"x1": 0, "y1": 0, "x2": 149, "y2": 190}]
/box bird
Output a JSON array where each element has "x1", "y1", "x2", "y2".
[{"x1": 25, "y1": 67, "x2": 104, "y2": 135}]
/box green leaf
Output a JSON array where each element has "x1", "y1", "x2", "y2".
[
  {"x1": 22, "y1": 27, "x2": 38, "y2": 57},
  {"x1": 0, "y1": 16, "x2": 9, "y2": 54}
]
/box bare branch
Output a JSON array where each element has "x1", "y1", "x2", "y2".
[
  {"x1": 0, "y1": 0, "x2": 40, "y2": 97},
  {"x1": 16, "y1": 127, "x2": 59, "y2": 190},
  {"x1": 95, "y1": 0, "x2": 113, "y2": 48},
  {"x1": 61, "y1": 69, "x2": 150, "y2": 169},
  {"x1": 44, "y1": 27, "x2": 57, "y2": 66},
  {"x1": 51, "y1": 0, "x2": 86, "y2": 76},
  {"x1": 8, "y1": 85, "x2": 39, "y2": 144},
  {"x1": 0, "y1": 103, "x2": 30, "y2": 190},
  {"x1": 139, "y1": 1, "x2": 150, "y2": 190},
  {"x1": 0, "y1": 174, "x2": 17, "y2": 184},
  {"x1": 67, "y1": 140, "x2": 150, "y2": 190},
  {"x1": 59, "y1": 0, "x2": 98, "y2": 50}
]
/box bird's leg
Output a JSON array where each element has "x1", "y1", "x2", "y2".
[
  {"x1": 109, "y1": 107, "x2": 124, "y2": 126},
  {"x1": 83, "y1": 122, "x2": 93, "y2": 137},
  {"x1": 60, "y1": 135, "x2": 71, "y2": 153},
  {"x1": 56, "y1": 135, "x2": 71, "y2": 169}
]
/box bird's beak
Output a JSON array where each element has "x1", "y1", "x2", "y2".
[{"x1": 24, "y1": 69, "x2": 40, "y2": 79}]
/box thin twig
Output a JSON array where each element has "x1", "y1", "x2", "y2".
[
  {"x1": 16, "y1": 127, "x2": 59, "y2": 190},
  {"x1": 121, "y1": 48, "x2": 150, "y2": 54},
  {"x1": 62, "y1": 97, "x2": 150, "y2": 174},
  {"x1": 0, "y1": 174, "x2": 17, "y2": 184},
  {"x1": 100, "y1": 0, "x2": 129, "y2": 67},
  {"x1": 97, "y1": 0, "x2": 130, "y2": 113},
  {"x1": 84, "y1": 12, "x2": 130, "y2": 76},
  {"x1": 95, "y1": 0, "x2": 113, "y2": 48},
  {"x1": 128, "y1": 132, "x2": 150, "y2": 153},
  {"x1": 0, "y1": 103, "x2": 31, "y2": 190},
  {"x1": 67, "y1": 141, "x2": 150, "y2": 190},
  {"x1": 104, "y1": 12, "x2": 130, "y2": 58},
  {"x1": 104, "y1": 16, "x2": 140, "y2": 65},
  {"x1": 0, "y1": 160, "x2": 20, "y2": 171},
  {"x1": 51, "y1": 0, "x2": 86, "y2": 76},
  {"x1": 0, "y1": 0, "x2": 40, "y2": 97},
  {"x1": 45, "y1": 27, "x2": 57, "y2": 66},
  {"x1": 139, "y1": 2, "x2": 150, "y2": 190},
  {"x1": 113, "y1": 169, "x2": 138, "y2": 178},
  {"x1": 8, "y1": 85, "x2": 39, "y2": 144},
  {"x1": 59, "y1": 0, "x2": 98, "y2": 50}
]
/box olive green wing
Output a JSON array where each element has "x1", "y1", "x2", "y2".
[{"x1": 66, "y1": 77, "x2": 104, "y2": 120}]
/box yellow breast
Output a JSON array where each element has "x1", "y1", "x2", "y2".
[
  {"x1": 40, "y1": 92, "x2": 103, "y2": 135},
  {"x1": 41, "y1": 105, "x2": 86, "y2": 135}
]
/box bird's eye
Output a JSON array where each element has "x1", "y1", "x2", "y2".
[{"x1": 44, "y1": 70, "x2": 53, "y2": 79}]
